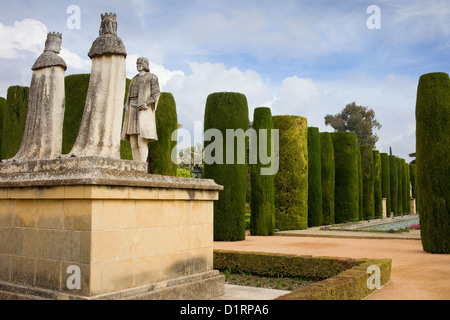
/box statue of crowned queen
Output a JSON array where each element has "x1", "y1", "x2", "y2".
[{"x1": 2, "y1": 12, "x2": 160, "y2": 166}]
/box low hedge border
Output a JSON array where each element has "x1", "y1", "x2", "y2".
[{"x1": 213, "y1": 250, "x2": 391, "y2": 300}]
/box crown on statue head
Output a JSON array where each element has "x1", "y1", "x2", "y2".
[
  {"x1": 47, "y1": 32, "x2": 62, "y2": 40},
  {"x1": 101, "y1": 12, "x2": 117, "y2": 21}
]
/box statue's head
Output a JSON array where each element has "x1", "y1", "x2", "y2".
[
  {"x1": 99, "y1": 12, "x2": 117, "y2": 36},
  {"x1": 137, "y1": 57, "x2": 150, "y2": 72},
  {"x1": 44, "y1": 32, "x2": 62, "y2": 54}
]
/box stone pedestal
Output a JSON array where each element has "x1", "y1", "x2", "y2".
[
  {"x1": 411, "y1": 198, "x2": 417, "y2": 215},
  {"x1": 0, "y1": 158, "x2": 225, "y2": 300}
]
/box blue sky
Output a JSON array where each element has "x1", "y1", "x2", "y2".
[{"x1": 1, "y1": 0, "x2": 450, "y2": 161}]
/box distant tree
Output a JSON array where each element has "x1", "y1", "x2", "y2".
[
  {"x1": 408, "y1": 152, "x2": 416, "y2": 164},
  {"x1": 325, "y1": 102, "x2": 382, "y2": 147}
]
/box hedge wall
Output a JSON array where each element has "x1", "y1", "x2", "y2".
[
  {"x1": 204, "y1": 92, "x2": 249, "y2": 241},
  {"x1": 360, "y1": 145, "x2": 374, "y2": 220},
  {"x1": 403, "y1": 161, "x2": 411, "y2": 213},
  {"x1": 381, "y1": 153, "x2": 391, "y2": 217},
  {"x1": 250, "y1": 107, "x2": 275, "y2": 236},
  {"x1": 389, "y1": 156, "x2": 399, "y2": 216},
  {"x1": 320, "y1": 132, "x2": 335, "y2": 226},
  {"x1": 148, "y1": 92, "x2": 178, "y2": 176},
  {"x1": 331, "y1": 132, "x2": 359, "y2": 223},
  {"x1": 273, "y1": 115, "x2": 308, "y2": 231},
  {"x1": 396, "y1": 158, "x2": 404, "y2": 214},
  {"x1": 373, "y1": 150, "x2": 382, "y2": 218},
  {"x1": 416, "y1": 72, "x2": 450, "y2": 253},
  {"x1": 358, "y1": 149, "x2": 364, "y2": 221},
  {"x1": 0, "y1": 97, "x2": 5, "y2": 160},
  {"x1": 307, "y1": 127, "x2": 322, "y2": 227},
  {"x1": 1, "y1": 86, "x2": 29, "y2": 160}
]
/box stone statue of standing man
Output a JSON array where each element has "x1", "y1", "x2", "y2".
[{"x1": 121, "y1": 57, "x2": 160, "y2": 162}]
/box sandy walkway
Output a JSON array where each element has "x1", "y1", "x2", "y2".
[{"x1": 214, "y1": 235, "x2": 450, "y2": 300}]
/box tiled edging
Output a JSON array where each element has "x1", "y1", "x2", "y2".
[{"x1": 214, "y1": 250, "x2": 391, "y2": 300}]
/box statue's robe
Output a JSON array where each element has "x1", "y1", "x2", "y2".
[
  {"x1": 68, "y1": 33, "x2": 127, "y2": 159},
  {"x1": 8, "y1": 52, "x2": 66, "y2": 162},
  {"x1": 121, "y1": 72, "x2": 160, "y2": 143}
]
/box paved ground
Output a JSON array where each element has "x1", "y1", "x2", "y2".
[{"x1": 213, "y1": 222, "x2": 450, "y2": 300}]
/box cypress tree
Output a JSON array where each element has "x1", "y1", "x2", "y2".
[
  {"x1": 360, "y1": 145, "x2": 374, "y2": 220},
  {"x1": 389, "y1": 156, "x2": 399, "y2": 216},
  {"x1": 272, "y1": 115, "x2": 308, "y2": 230},
  {"x1": 0, "y1": 97, "x2": 5, "y2": 160},
  {"x1": 416, "y1": 72, "x2": 450, "y2": 253},
  {"x1": 381, "y1": 153, "x2": 391, "y2": 217},
  {"x1": 373, "y1": 150, "x2": 382, "y2": 218},
  {"x1": 250, "y1": 107, "x2": 275, "y2": 236},
  {"x1": 1, "y1": 86, "x2": 29, "y2": 160},
  {"x1": 320, "y1": 132, "x2": 335, "y2": 226},
  {"x1": 404, "y1": 162, "x2": 411, "y2": 213},
  {"x1": 148, "y1": 92, "x2": 178, "y2": 176},
  {"x1": 357, "y1": 149, "x2": 364, "y2": 221},
  {"x1": 204, "y1": 92, "x2": 249, "y2": 241},
  {"x1": 331, "y1": 132, "x2": 359, "y2": 223},
  {"x1": 307, "y1": 127, "x2": 322, "y2": 227},
  {"x1": 396, "y1": 158, "x2": 404, "y2": 214}
]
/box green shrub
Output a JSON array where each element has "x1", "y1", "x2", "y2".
[
  {"x1": 1, "y1": 86, "x2": 29, "y2": 160},
  {"x1": 148, "y1": 92, "x2": 178, "y2": 176},
  {"x1": 360, "y1": 145, "x2": 374, "y2": 220},
  {"x1": 272, "y1": 115, "x2": 308, "y2": 230},
  {"x1": 0, "y1": 97, "x2": 5, "y2": 160},
  {"x1": 307, "y1": 127, "x2": 322, "y2": 227},
  {"x1": 176, "y1": 168, "x2": 191, "y2": 178},
  {"x1": 373, "y1": 150, "x2": 382, "y2": 218},
  {"x1": 416, "y1": 72, "x2": 450, "y2": 253},
  {"x1": 250, "y1": 107, "x2": 275, "y2": 236},
  {"x1": 320, "y1": 132, "x2": 335, "y2": 225},
  {"x1": 389, "y1": 156, "x2": 398, "y2": 216},
  {"x1": 381, "y1": 153, "x2": 391, "y2": 217},
  {"x1": 331, "y1": 132, "x2": 359, "y2": 223},
  {"x1": 204, "y1": 92, "x2": 249, "y2": 241}
]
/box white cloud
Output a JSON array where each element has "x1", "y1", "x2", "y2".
[
  {"x1": 60, "y1": 48, "x2": 91, "y2": 72},
  {"x1": 0, "y1": 19, "x2": 47, "y2": 59}
]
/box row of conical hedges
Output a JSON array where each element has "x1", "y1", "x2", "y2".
[{"x1": 0, "y1": 75, "x2": 178, "y2": 177}]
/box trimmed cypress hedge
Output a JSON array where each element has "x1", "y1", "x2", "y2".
[
  {"x1": 360, "y1": 145, "x2": 374, "y2": 220},
  {"x1": 380, "y1": 153, "x2": 391, "y2": 217},
  {"x1": 416, "y1": 72, "x2": 450, "y2": 253},
  {"x1": 204, "y1": 92, "x2": 249, "y2": 241},
  {"x1": 250, "y1": 107, "x2": 275, "y2": 236},
  {"x1": 0, "y1": 97, "x2": 5, "y2": 160},
  {"x1": 272, "y1": 115, "x2": 308, "y2": 231},
  {"x1": 403, "y1": 161, "x2": 411, "y2": 213},
  {"x1": 148, "y1": 92, "x2": 178, "y2": 176},
  {"x1": 389, "y1": 156, "x2": 399, "y2": 216},
  {"x1": 63, "y1": 74, "x2": 90, "y2": 155},
  {"x1": 1, "y1": 86, "x2": 29, "y2": 160},
  {"x1": 320, "y1": 132, "x2": 335, "y2": 226},
  {"x1": 373, "y1": 150, "x2": 382, "y2": 218},
  {"x1": 307, "y1": 127, "x2": 322, "y2": 227},
  {"x1": 396, "y1": 158, "x2": 404, "y2": 215},
  {"x1": 357, "y1": 150, "x2": 364, "y2": 221},
  {"x1": 331, "y1": 132, "x2": 359, "y2": 223}
]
